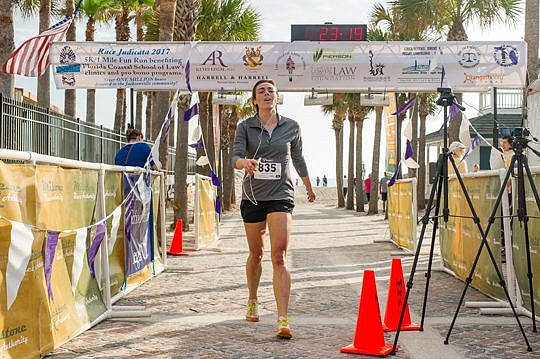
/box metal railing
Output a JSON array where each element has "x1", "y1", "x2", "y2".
[
  {"x1": 479, "y1": 89, "x2": 523, "y2": 113},
  {"x1": 0, "y1": 93, "x2": 196, "y2": 174}
]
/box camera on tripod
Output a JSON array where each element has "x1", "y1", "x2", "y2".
[{"x1": 500, "y1": 127, "x2": 531, "y2": 138}]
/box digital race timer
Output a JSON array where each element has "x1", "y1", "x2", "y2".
[{"x1": 291, "y1": 24, "x2": 368, "y2": 42}]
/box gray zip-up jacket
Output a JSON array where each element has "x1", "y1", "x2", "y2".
[{"x1": 232, "y1": 114, "x2": 309, "y2": 202}]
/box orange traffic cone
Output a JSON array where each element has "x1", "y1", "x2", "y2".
[
  {"x1": 341, "y1": 270, "x2": 395, "y2": 356},
  {"x1": 382, "y1": 258, "x2": 420, "y2": 332},
  {"x1": 167, "y1": 219, "x2": 189, "y2": 256}
]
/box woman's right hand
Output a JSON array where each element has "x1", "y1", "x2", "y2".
[{"x1": 242, "y1": 158, "x2": 259, "y2": 176}]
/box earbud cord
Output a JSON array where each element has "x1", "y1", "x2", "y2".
[{"x1": 243, "y1": 120, "x2": 264, "y2": 205}]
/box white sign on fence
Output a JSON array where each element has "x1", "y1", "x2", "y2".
[{"x1": 50, "y1": 41, "x2": 527, "y2": 92}]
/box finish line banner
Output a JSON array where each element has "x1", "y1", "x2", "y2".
[{"x1": 50, "y1": 41, "x2": 527, "y2": 91}]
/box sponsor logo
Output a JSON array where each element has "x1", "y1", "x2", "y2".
[
  {"x1": 401, "y1": 46, "x2": 440, "y2": 56},
  {"x1": 311, "y1": 65, "x2": 358, "y2": 81},
  {"x1": 458, "y1": 46, "x2": 480, "y2": 68},
  {"x1": 196, "y1": 50, "x2": 233, "y2": 79},
  {"x1": 275, "y1": 52, "x2": 306, "y2": 82},
  {"x1": 312, "y1": 48, "x2": 354, "y2": 63},
  {"x1": 242, "y1": 46, "x2": 263, "y2": 68},
  {"x1": 368, "y1": 50, "x2": 385, "y2": 76},
  {"x1": 201, "y1": 50, "x2": 228, "y2": 67},
  {"x1": 363, "y1": 50, "x2": 390, "y2": 82},
  {"x1": 463, "y1": 72, "x2": 504, "y2": 84},
  {"x1": 59, "y1": 45, "x2": 76, "y2": 86},
  {"x1": 401, "y1": 60, "x2": 441, "y2": 75},
  {"x1": 493, "y1": 45, "x2": 519, "y2": 67}
]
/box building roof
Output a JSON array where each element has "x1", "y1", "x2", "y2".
[{"x1": 425, "y1": 112, "x2": 523, "y2": 144}]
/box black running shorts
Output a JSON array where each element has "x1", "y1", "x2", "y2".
[
  {"x1": 240, "y1": 200, "x2": 295, "y2": 223},
  {"x1": 381, "y1": 192, "x2": 388, "y2": 201}
]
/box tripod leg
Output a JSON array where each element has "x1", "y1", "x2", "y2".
[
  {"x1": 444, "y1": 156, "x2": 531, "y2": 351},
  {"x1": 391, "y1": 154, "x2": 443, "y2": 354},
  {"x1": 520, "y1": 157, "x2": 538, "y2": 331},
  {"x1": 420, "y1": 172, "x2": 443, "y2": 330}
]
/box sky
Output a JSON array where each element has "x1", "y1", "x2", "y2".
[{"x1": 12, "y1": 0, "x2": 535, "y2": 185}]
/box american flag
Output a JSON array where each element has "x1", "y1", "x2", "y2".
[{"x1": 2, "y1": 3, "x2": 80, "y2": 77}]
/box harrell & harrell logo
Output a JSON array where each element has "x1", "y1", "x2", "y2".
[
  {"x1": 242, "y1": 47, "x2": 263, "y2": 68},
  {"x1": 368, "y1": 50, "x2": 385, "y2": 76},
  {"x1": 493, "y1": 45, "x2": 519, "y2": 67},
  {"x1": 202, "y1": 50, "x2": 228, "y2": 67},
  {"x1": 458, "y1": 46, "x2": 480, "y2": 68},
  {"x1": 60, "y1": 45, "x2": 76, "y2": 86}
]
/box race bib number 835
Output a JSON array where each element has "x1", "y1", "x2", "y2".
[{"x1": 254, "y1": 161, "x2": 281, "y2": 180}]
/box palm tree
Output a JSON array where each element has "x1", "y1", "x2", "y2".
[
  {"x1": 525, "y1": 0, "x2": 539, "y2": 82},
  {"x1": 13, "y1": 0, "x2": 61, "y2": 105},
  {"x1": 81, "y1": 0, "x2": 112, "y2": 124},
  {"x1": 173, "y1": 0, "x2": 200, "y2": 231},
  {"x1": 110, "y1": 0, "x2": 138, "y2": 131},
  {"x1": 395, "y1": 0, "x2": 522, "y2": 141},
  {"x1": 38, "y1": 0, "x2": 51, "y2": 108},
  {"x1": 323, "y1": 93, "x2": 347, "y2": 208},
  {"x1": 368, "y1": 105, "x2": 383, "y2": 214},
  {"x1": 150, "y1": 0, "x2": 175, "y2": 172},
  {"x1": 347, "y1": 95, "x2": 372, "y2": 212},
  {"x1": 64, "y1": 0, "x2": 76, "y2": 117},
  {"x1": 346, "y1": 107, "x2": 355, "y2": 210},
  {"x1": 220, "y1": 100, "x2": 254, "y2": 211},
  {"x1": 417, "y1": 93, "x2": 437, "y2": 210},
  {"x1": 133, "y1": 0, "x2": 153, "y2": 131},
  {"x1": 194, "y1": 0, "x2": 261, "y2": 177},
  {"x1": 0, "y1": 0, "x2": 14, "y2": 96}
]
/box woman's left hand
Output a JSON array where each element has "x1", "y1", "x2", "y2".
[{"x1": 307, "y1": 189, "x2": 316, "y2": 203}]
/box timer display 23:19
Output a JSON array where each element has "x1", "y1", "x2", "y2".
[{"x1": 291, "y1": 24, "x2": 367, "y2": 42}]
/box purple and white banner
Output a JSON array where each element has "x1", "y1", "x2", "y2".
[
  {"x1": 51, "y1": 41, "x2": 527, "y2": 92},
  {"x1": 124, "y1": 174, "x2": 153, "y2": 276}
]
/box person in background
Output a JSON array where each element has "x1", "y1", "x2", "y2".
[
  {"x1": 501, "y1": 136, "x2": 515, "y2": 169},
  {"x1": 448, "y1": 141, "x2": 468, "y2": 174},
  {"x1": 379, "y1": 172, "x2": 389, "y2": 212},
  {"x1": 343, "y1": 175, "x2": 348, "y2": 198},
  {"x1": 114, "y1": 128, "x2": 152, "y2": 168},
  {"x1": 322, "y1": 175, "x2": 328, "y2": 187},
  {"x1": 472, "y1": 163, "x2": 480, "y2": 173},
  {"x1": 364, "y1": 175, "x2": 371, "y2": 202},
  {"x1": 316, "y1": 176, "x2": 320, "y2": 187}
]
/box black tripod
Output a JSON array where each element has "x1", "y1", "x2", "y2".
[
  {"x1": 390, "y1": 88, "x2": 532, "y2": 354},
  {"x1": 444, "y1": 133, "x2": 540, "y2": 346}
]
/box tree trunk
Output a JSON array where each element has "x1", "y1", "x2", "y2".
[
  {"x1": 198, "y1": 91, "x2": 214, "y2": 176},
  {"x1": 145, "y1": 92, "x2": 153, "y2": 139},
  {"x1": 525, "y1": 0, "x2": 539, "y2": 82},
  {"x1": 355, "y1": 119, "x2": 365, "y2": 212},
  {"x1": 408, "y1": 94, "x2": 418, "y2": 178},
  {"x1": 114, "y1": 89, "x2": 126, "y2": 131},
  {"x1": 346, "y1": 114, "x2": 355, "y2": 210},
  {"x1": 418, "y1": 110, "x2": 427, "y2": 210},
  {"x1": 174, "y1": 95, "x2": 190, "y2": 230},
  {"x1": 64, "y1": 0, "x2": 76, "y2": 117},
  {"x1": 152, "y1": 0, "x2": 176, "y2": 171},
  {"x1": 0, "y1": 0, "x2": 14, "y2": 97},
  {"x1": 114, "y1": 10, "x2": 130, "y2": 131},
  {"x1": 38, "y1": 0, "x2": 51, "y2": 108},
  {"x1": 85, "y1": 17, "x2": 96, "y2": 124},
  {"x1": 447, "y1": 20, "x2": 468, "y2": 142},
  {"x1": 369, "y1": 106, "x2": 383, "y2": 214},
  {"x1": 135, "y1": 12, "x2": 144, "y2": 131},
  {"x1": 335, "y1": 126, "x2": 345, "y2": 208},
  {"x1": 221, "y1": 108, "x2": 237, "y2": 211}
]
